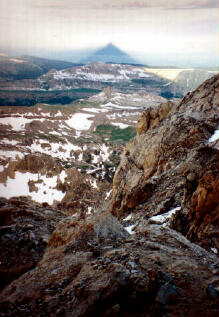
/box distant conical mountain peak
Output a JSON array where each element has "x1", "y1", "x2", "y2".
[{"x1": 81, "y1": 43, "x2": 137, "y2": 65}]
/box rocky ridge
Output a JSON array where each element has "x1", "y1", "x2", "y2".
[
  {"x1": 110, "y1": 74, "x2": 219, "y2": 250},
  {"x1": 0, "y1": 76, "x2": 218, "y2": 316}
]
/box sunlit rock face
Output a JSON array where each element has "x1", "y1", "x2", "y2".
[{"x1": 110, "y1": 75, "x2": 219, "y2": 251}]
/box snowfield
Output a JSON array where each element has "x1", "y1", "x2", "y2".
[
  {"x1": 0, "y1": 116, "x2": 46, "y2": 131},
  {"x1": 0, "y1": 172, "x2": 65, "y2": 205},
  {"x1": 66, "y1": 113, "x2": 94, "y2": 130}
]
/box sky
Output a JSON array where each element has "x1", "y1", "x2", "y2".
[{"x1": 0, "y1": 0, "x2": 218, "y2": 67}]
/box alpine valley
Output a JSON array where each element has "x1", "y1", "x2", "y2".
[{"x1": 0, "y1": 46, "x2": 218, "y2": 317}]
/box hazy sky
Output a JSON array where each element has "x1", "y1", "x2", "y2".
[{"x1": 0, "y1": 0, "x2": 218, "y2": 66}]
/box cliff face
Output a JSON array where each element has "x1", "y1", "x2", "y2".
[
  {"x1": 110, "y1": 74, "x2": 218, "y2": 250},
  {"x1": 0, "y1": 75, "x2": 218, "y2": 317}
]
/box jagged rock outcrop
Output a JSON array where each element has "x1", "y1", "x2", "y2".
[
  {"x1": 136, "y1": 101, "x2": 175, "y2": 135},
  {"x1": 110, "y1": 75, "x2": 219, "y2": 250}
]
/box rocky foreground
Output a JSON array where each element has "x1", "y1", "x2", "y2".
[{"x1": 0, "y1": 75, "x2": 218, "y2": 316}]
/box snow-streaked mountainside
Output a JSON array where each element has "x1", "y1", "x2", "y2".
[
  {"x1": 0, "y1": 75, "x2": 218, "y2": 317},
  {"x1": 0, "y1": 88, "x2": 167, "y2": 212},
  {"x1": 0, "y1": 61, "x2": 217, "y2": 106}
]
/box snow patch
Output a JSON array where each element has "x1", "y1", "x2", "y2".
[
  {"x1": 105, "y1": 190, "x2": 112, "y2": 200},
  {"x1": 90, "y1": 179, "x2": 98, "y2": 189},
  {"x1": 123, "y1": 214, "x2": 132, "y2": 221},
  {"x1": 1, "y1": 138, "x2": 19, "y2": 146},
  {"x1": 0, "y1": 150, "x2": 24, "y2": 160},
  {"x1": 0, "y1": 172, "x2": 65, "y2": 205},
  {"x1": 149, "y1": 207, "x2": 181, "y2": 225},
  {"x1": 208, "y1": 129, "x2": 219, "y2": 143},
  {"x1": 0, "y1": 116, "x2": 45, "y2": 131},
  {"x1": 211, "y1": 248, "x2": 217, "y2": 254},
  {"x1": 82, "y1": 108, "x2": 108, "y2": 113},
  {"x1": 125, "y1": 224, "x2": 136, "y2": 235},
  {"x1": 66, "y1": 113, "x2": 94, "y2": 131}
]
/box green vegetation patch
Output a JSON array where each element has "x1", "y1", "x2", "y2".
[{"x1": 94, "y1": 124, "x2": 136, "y2": 142}]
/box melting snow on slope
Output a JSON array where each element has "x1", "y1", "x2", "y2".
[
  {"x1": 211, "y1": 248, "x2": 218, "y2": 254},
  {"x1": 0, "y1": 150, "x2": 24, "y2": 160},
  {"x1": 90, "y1": 179, "x2": 98, "y2": 189},
  {"x1": 105, "y1": 189, "x2": 112, "y2": 200},
  {"x1": 125, "y1": 224, "x2": 136, "y2": 235},
  {"x1": 0, "y1": 117, "x2": 45, "y2": 131},
  {"x1": 208, "y1": 129, "x2": 219, "y2": 143},
  {"x1": 28, "y1": 140, "x2": 81, "y2": 161},
  {"x1": 0, "y1": 172, "x2": 65, "y2": 205},
  {"x1": 1, "y1": 138, "x2": 19, "y2": 146},
  {"x1": 59, "y1": 170, "x2": 67, "y2": 183},
  {"x1": 99, "y1": 144, "x2": 112, "y2": 161},
  {"x1": 149, "y1": 207, "x2": 181, "y2": 225},
  {"x1": 66, "y1": 113, "x2": 94, "y2": 130},
  {"x1": 123, "y1": 214, "x2": 132, "y2": 221},
  {"x1": 82, "y1": 108, "x2": 108, "y2": 113}
]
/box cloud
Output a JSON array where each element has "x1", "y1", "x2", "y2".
[
  {"x1": 28, "y1": 0, "x2": 219, "y2": 11},
  {"x1": 105, "y1": 0, "x2": 218, "y2": 10}
]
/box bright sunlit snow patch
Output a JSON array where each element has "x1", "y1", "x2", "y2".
[
  {"x1": 54, "y1": 111, "x2": 62, "y2": 117},
  {"x1": 99, "y1": 144, "x2": 112, "y2": 161},
  {"x1": 105, "y1": 189, "x2": 112, "y2": 200},
  {"x1": 0, "y1": 117, "x2": 45, "y2": 131},
  {"x1": 0, "y1": 172, "x2": 65, "y2": 205},
  {"x1": 0, "y1": 150, "x2": 24, "y2": 160},
  {"x1": 123, "y1": 214, "x2": 132, "y2": 221},
  {"x1": 90, "y1": 179, "x2": 98, "y2": 189},
  {"x1": 1, "y1": 138, "x2": 19, "y2": 146},
  {"x1": 87, "y1": 207, "x2": 92, "y2": 215},
  {"x1": 82, "y1": 108, "x2": 108, "y2": 113},
  {"x1": 27, "y1": 140, "x2": 81, "y2": 161},
  {"x1": 125, "y1": 224, "x2": 136, "y2": 235},
  {"x1": 149, "y1": 207, "x2": 181, "y2": 225},
  {"x1": 208, "y1": 129, "x2": 219, "y2": 143},
  {"x1": 59, "y1": 170, "x2": 67, "y2": 183},
  {"x1": 211, "y1": 248, "x2": 218, "y2": 254},
  {"x1": 65, "y1": 113, "x2": 94, "y2": 130}
]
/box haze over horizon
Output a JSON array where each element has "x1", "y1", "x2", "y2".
[{"x1": 0, "y1": 0, "x2": 218, "y2": 67}]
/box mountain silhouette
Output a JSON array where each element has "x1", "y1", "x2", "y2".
[{"x1": 81, "y1": 43, "x2": 137, "y2": 64}]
